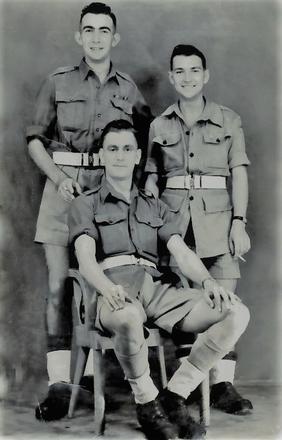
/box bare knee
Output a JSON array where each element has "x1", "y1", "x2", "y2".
[
  {"x1": 228, "y1": 302, "x2": 250, "y2": 335},
  {"x1": 113, "y1": 304, "x2": 144, "y2": 334}
]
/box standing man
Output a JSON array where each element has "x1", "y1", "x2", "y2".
[
  {"x1": 68, "y1": 119, "x2": 250, "y2": 440},
  {"x1": 26, "y1": 2, "x2": 151, "y2": 420},
  {"x1": 145, "y1": 45, "x2": 252, "y2": 414}
]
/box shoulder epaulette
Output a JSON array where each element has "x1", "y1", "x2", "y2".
[
  {"x1": 116, "y1": 70, "x2": 136, "y2": 85},
  {"x1": 51, "y1": 65, "x2": 78, "y2": 76}
]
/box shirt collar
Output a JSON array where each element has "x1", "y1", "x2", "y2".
[
  {"x1": 79, "y1": 58, "x2": 118, "y2": 83},
  {"x1": 100, "y1": 176, "x2": 139, "y2": 204},
  {"x1": 160, "y1": 99, "x2": 223, "y2": 127}
]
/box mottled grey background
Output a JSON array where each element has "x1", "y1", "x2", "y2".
[{"x1": 0, "y1": 0, "x2": 281, "y2": 408}]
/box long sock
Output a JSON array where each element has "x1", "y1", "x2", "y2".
[
  {"x1": 128, "y1": 366, "x2": 159, "y2": 404},
  {"x1": 168, "y1": 304, "x2": 249, "y2": 398},
  {"x1": 210, "y1": 359, "x2": 236, "y2": 385},
  {"x1": 47, "y1": 350, "x2": 71, "y2": 385}
]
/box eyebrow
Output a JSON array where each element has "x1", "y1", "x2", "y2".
[
  {"x1": 82, "y1": 25, "x2": 112, "y2": 31},
  {"x1": 106, "y1": 144, "x2": 137, "y2": 149}
]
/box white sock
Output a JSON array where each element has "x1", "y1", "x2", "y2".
[
  {"x1": 167, "y1": 359, "x2": 206, "y2": 399},
  {"x1": 210, "y1": 359, "x2": 236, "y2": 385},
  {"x1": 127, "y1": 366, "x2": 159, "y2": 404},
  {"x1": 47, "y1": 350, "x2": 71, "y2": 385}
]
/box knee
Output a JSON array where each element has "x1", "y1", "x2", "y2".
[
  {"x1": 228, "y1": 302, "x2": 250, "y2": 335},
  {"x1": 114, "y1": 304, "x2": 144, "y2": 334}
]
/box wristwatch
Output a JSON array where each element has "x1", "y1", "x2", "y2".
[{"x1": 232, "y1": 215, "x2": 247, "y2": 224}]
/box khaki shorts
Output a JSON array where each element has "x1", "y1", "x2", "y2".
[
  {"x1": 202, "y1": 253, "x2": 240, "y2": 280},
  {"x1": 35, "y1": 167, "x2": 103, "y2": 246},
  {"x1": 95, "y1": 270, "x2": 203, "y2": 335}
]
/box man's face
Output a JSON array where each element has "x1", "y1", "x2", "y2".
[
  {"x1": 99, "y1": 130, "x2": 141, "y2": 181},
  {"x1": 75, "y1": 13, "x2": 120, "y2": 63},
  {"x1": 169, "y1": 55, "x2": 209, "y2": 100}
]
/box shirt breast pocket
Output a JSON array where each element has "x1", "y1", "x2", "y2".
[
  {"x1": 110, "y1": 96, "x2": 133, "y2": 122},
  {"x1": 134, "y1": 211, "x2": 163, "y2": 257},
  {"x1": 152, "y1": 132, "x2": 182, "y2": 171},
  {"x1": 202, "y1": 125, "x2": 231, "y2": 172},
  {"x1": 95, "y1": 212, "x2": 128, "y2": 255},
  {"x1": 56, "y1": 91, "x2": 88, "y2": 132}
]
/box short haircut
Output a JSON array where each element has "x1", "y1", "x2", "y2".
[
  {"x1": 170, "y1": 44, "x2": 207, "y2": 70},
  {"x1": 80, "y1": 2, "x2": 117, "y2": 30},
  {"x1": 99, "y1": 119, "x2": 138, "y2": 148}
]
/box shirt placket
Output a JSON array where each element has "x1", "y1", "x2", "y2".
[{"x1": 87, "y1": 74, "x2": 99, "y2": 150}]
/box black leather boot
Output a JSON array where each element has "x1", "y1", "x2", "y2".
[
  {"x1": 210, "y1": 382, "x2": 253, "y2": 415},
  {"x1": 160, "y1": 389, "x2": 206, "y2": 439}
]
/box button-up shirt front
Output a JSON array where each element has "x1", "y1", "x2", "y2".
[
  {"x1": 145, "y1": 100, "x2": 250, "y2": 258},
  {"x1": 68, "y1": 178, "x2": 181, "y2": 264},
  {"x1": 27, "y1": 59, "x2": 151, "y2": 154}
]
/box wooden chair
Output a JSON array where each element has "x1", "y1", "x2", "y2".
[{"x1": 67, "y1": 268, "x2": 210, "y2": 435}]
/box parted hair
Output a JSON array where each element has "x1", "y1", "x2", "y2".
[
  {"x1": 170, "y1": 44, "x2": 207, "y2": 70},
  {"x1": 80, "y1": 2, "x2": 117, "y2": 29}
]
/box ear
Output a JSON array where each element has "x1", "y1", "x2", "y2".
[
  {"x1": 168, "y1": 71, "x2": 174, "y2": 86},
  {"x1": 99, "y1": 149, "x2": 105, "y2": 166},
  {"x1": 74, "y1": 31, "x2": 82, "y2": 47},
  {"x1": 135, "y1": 149, "x2": 141, "y2": 165},
  {"x1": 112, "y1": 32, "x2": 120, "y2": 48},
  {"x1": 203, "y1": 69, "x2": 210, "y2": 85}
]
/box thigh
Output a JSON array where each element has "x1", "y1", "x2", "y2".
[
  {"x1": 178, "y1": 297, "x2": 230, "y2": 334},
  {"x1": 202, "y1": 253, "x2": 240, "y2": 281},
  {"x1": 43, "y1": 244, "x2": 69, "y2": 283}
]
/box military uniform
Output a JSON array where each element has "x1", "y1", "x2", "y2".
[
  {"x1": 68, "y1": 177, "x2": 203, "y2": 334},
  {"x1": 145, "y1": 100, "x2": 250, "y2": 277},
  {"x1": 26, "y1": 59, "x2": 151, "y2": 246}
]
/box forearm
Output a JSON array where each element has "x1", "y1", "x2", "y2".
[
  {"x1": 145, "y1": 173, "x2": 159, "y2": 197},
  {"x1": 75, "y1": 234, "x2": 115, "y2": 294},
  {"x1": 167, "y1": 234, "x2": 211, "y2": 286},
  {"x1": 231, "y1": 165, "x2": 249, "y2": 217},
  {"x1": 28, "y1": 138, "x2": 66, "y2": 186}
]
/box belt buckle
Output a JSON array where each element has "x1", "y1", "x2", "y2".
[{"x1": 189, "y1": 175, "x2": 194, "y2": 190}]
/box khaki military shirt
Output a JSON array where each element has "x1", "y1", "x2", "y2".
[
  {"x1": 26, "y1": 58, "x2": 151, "y2": 154},
  {"x1": 69, "y1": 177, "x2": 180, "y2": 262},
  {"x1": 145, "y1": 100, "x2": 250, "y2": 258}
]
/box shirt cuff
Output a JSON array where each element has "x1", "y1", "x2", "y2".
[
  {"x1": 69, "y1": 225, "x2": 98, "y2": 245},
  {"x1": 229, "y1": 152, "x2": 250, "y2": 169}
]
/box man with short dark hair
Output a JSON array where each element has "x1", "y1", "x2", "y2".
[
  {"x1": 26, "y1": 2, "x2": 152, "y2": 420},
  {"x1": 69, "y1": 119, "x2": 250, "y2": 439},
  {"x1": 145, "y1": 44, "x2": 252, "y2": 415}
]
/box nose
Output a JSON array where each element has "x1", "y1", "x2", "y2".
[
  {"x1": 116, "y1": 149, "x2": 124, "y2": 161},
  {"x1": 92, "y1": 30, "x2": 100, "y2": 43},
  {"x1": 184, "y1": 70, "x2": 192, "y2": 82}
]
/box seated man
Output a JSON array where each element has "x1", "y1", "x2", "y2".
[{"x1": 68, "y1": 119, "x2": 250, "y2": 440}]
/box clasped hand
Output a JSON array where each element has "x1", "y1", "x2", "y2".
[
  {"x1": 101, "y1": 285, "x2": 133, "y2": 311},
  {"x1": 58, "y1": 177, "x2": 82, "y2": 202}
]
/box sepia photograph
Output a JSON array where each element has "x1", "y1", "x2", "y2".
[{"x1": 0, "y1": 0, "x2": 281, "y2": 438}]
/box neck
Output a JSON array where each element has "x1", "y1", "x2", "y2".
[
  {"x1": 106, "y1": 175, "x2": 132, "y2": 201},
  {"x1": 85, "y1": 57, "x2": 111, "y2": 83},
  {"x1": 179, "y1": 94, "x2": 205, "y2": 114}
]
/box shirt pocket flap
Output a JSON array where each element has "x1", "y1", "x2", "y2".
[
  {"x1": 56, "y1": 91, "x2": 87, "y2": 103},
  {"x1": 202, "y1": 125, "x2": 228, "y2": 144},
  {"x1": 135, "y1": 212, "x2": 164, "y2": 227},
  {"x1": 152, "y1": 132, "x2": 181, "y2": 146},
  {"x1": 161, "y1": 191, "x2": 184, "y2": 212},
  {"x1": 202, "y1": 191, "x2": 232, "y2": 213},
  {"x1": 95, "y1": 212, "x2": 127, "y2": 225},
  {"x1": 111, "y1": 97, "x2": 133, "y2": 115}
]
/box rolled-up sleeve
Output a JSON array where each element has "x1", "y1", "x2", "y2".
[
  {"x1": 145, "y1": 122, "x2": 159, "y2": 173},
  {"x1": 228, "y1": 115, "x2": 250, "y2": 169},
  {"x1": 68, "y1": 194, "x2": 98, "y2": 244},
  {"x1": 157, "y1": 199, "x2": 182, "y2": 244},
  {"x1": 26, "y1": 75, "x2": 57, "y2": 144}
]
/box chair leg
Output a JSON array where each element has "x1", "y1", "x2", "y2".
[
  {"x1": 68, "y1": 346, "x2": 89, "y2": 418},
  {"x1": 157, "y1": 346, "x2": 167, "y2": 388},
  {"x1": 93, "y1": 349, "x2": 106, "y2": 436},
  {"x1": 199, "y1": 377, "x2": 210, "y2": 427}
]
